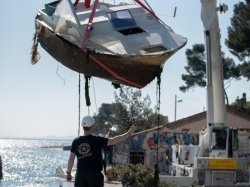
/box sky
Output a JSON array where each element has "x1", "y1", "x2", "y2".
[{"x1": 0, "y1": 0, "x2": 249, "y2": 138}]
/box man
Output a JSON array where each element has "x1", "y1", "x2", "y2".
[{"x1": 66, "y1": 115, "x2": 137, "y2": 187}]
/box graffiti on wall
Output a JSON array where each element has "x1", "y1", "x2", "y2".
[
  {"x1": 148, "y1": 149, "x2": 170, "y2": 172},
  {"x1": 147, "y1": 131, "x2": 199, "y2": 150},
  {"x1": 112, "y1": 129, "x2": 199, "y2": 172},
  {"x1": 113, "y1": 134, "x2": 145, "y2": 164}
]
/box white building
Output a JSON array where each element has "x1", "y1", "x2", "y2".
[{"x1": 113, "y1": 106, "x2": 250, "y2": 173}]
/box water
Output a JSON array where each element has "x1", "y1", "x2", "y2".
[{"x1": 0, "y1": 138, "x2": 72, "y2": 187}]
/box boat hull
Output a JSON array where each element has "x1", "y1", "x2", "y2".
[{"x1": 36, "y1": 23, "x2": 179, "y2": 88}]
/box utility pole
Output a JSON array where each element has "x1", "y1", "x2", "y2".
[{"x1": 174, "y1": 94, "x2": 182, "y2": 121}]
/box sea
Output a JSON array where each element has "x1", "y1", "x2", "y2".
[{"x1": 0, "y1": 138, "x2": 73, "y2": 187}]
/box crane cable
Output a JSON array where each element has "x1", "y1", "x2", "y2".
[
  {"x1": 78, "y1": 74, "x2": 99, "y2": 136},
  {"x1": 154, "y1": 72, "x2": 162, "y2": 187},
  {"x1": 78, "y1": 73, "x2": 81, "y2": 137},
  {"x1": 92, "y1": 78, "x2": 98, "y2": 113},
  {"x1": 85, "y1": 75, "x2": 91, "y2": 107}
]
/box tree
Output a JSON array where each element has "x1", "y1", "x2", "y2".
[
  {"x1": 93, "y1": 103, "x2": 114, "y2": 136},
  {"x1": 225, "y1": 0, "x2": 250, "y2": 80},
  {"x1": 114, "y1": 86, "x2": 154, "y2": 133},
  {"x1": 93, "y1": 102, "x2": 129, "y2": 136},
  {"x1": 180, "y1": 44, "x2": 241, "y2": 103},
  {"x1": 114, "y1": 86, "x2": 166, "y2": 131},
  {"x1": 179, "y1": 44, "x2": 206, "y2": 93},
  {"x1": 94, "y1": 86, "x2": 167, "y2": 136},
  {"x1": 180, "y1": 1, "x2": 250, "y2": 104}
]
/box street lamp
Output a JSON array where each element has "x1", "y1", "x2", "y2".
[{"x1": 174, "y1": 94, "x2": 183, "y2": 121}]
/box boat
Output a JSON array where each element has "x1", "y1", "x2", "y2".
[
  {"x1": 32, "y1": 0, "x2": 187, "y2": 88},
  {"x1": 55, "y1": 164, "x2": 76, "y2": 178},
  {"x1": 55, "y1": 164, "x2": 76, "y2": 187}
]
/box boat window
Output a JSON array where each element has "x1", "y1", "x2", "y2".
[
  {"x1": 107, "y1": 10, "x2": 136, "y2": 29},
  {"x1": 44, "y1": 0, "x2": 59, "y2": 16},
  {"x1": 107, "y1": 10, "x2": 144, "y2": 35}
]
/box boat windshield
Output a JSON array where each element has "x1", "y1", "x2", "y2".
[{"x1": 107, "y1": 10, "x2": 136, "y2": 30}]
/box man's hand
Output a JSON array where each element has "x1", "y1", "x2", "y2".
[
  {"x1": 66, "y1": 172, "x2": 72, "y2": 181},
  {"x1": 128, "y1": 124, "x2": 138, "y2": 135}
]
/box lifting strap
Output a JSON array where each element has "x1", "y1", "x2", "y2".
[
  {"x1": 85, "y1": 76, "x2": 91, "y2": 106},
  {"x1": 154, "y1": 72, "x2": 162, "y2": 187},
  {"x1": 80, "y1": 0, "x2": 143, "y2": 88},
  {"x1": 85, "y1": 0, "x2": 91, "y2": 8},
  {"x1": 134, "y1": 0, "x2": 160, "y2": 20},
  {"x1": 74, "y1": 0, "x2": 91, "y2": 8},
  {"x1": 84, "y1": 52, "x2": 143, "y2": 88},
  {"x1": 134, "y1": 0, "x2": 168, "y2": 28},
  {"x1": 81, "y1": 0, "x2": 99, "y2": 49}
]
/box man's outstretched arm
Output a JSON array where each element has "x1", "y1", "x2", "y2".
[{"x1": 107, "y1": 124, "x2": 137, "y2": 146}]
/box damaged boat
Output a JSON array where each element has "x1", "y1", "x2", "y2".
[{"x1": 33, "y1": 0, "x2": 187, "y2": 88}]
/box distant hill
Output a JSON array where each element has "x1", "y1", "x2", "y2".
[{"x1": 0, "y1": 136, "x2": 75, "y2": 140}]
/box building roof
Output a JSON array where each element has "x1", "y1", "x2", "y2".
[
  {"x1": 131, "y1": 106, "x2": 250, "y2": 136},
  {"x1": 166, "y1": 105, "x2": 250, "y2": 131}
]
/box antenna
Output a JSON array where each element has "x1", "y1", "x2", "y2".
[
  {"x1": 173, "y1": 6, "x2": 177, "y2": 17},
  {"x1": 157, "y1": 6, "x2": 178, "y2": 18}
]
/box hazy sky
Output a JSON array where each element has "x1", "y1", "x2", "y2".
[{"x1": 0, "y1": 0, "x2": 248, "y2": 138}]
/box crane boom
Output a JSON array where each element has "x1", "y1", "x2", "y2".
[
  {"x1": 160, "y1": 1, "x2": 250, "y2": 186},
  {"x1": 201, "y1": 0, "x2": 227, "y2": 128}
]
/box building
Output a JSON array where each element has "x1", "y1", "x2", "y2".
[
  {"x1": 167, "y1": 106, "x2": 250, "y2": 133},
  {"x1": 112, "y1": 106, "x2": 250, "y2": 173}
]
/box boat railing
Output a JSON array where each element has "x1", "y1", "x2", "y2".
[{"x1": 53, "y1": 0, "x2": 160, "y2": 39}]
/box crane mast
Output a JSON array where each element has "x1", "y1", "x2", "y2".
[
  {"x1": 201, "y1": 0, "x2": 227, "y2": 128},
  {"x1": 161, "y1": 1, "x2": 250, "y2": 186},
  {"x1": 201, "y1": 0, "x2": 230, "y2": 158}
]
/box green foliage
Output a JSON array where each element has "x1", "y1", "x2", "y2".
[
  {"x1": 226, "y1": 0, "x2": 250, "y2": 80},
  {"x1": 114, "y1": 86, "x2": 166, "y2": 134},
  {"x1": 114, "y1": 86, "x2": 167, "y2": 131},
  {"x1": 180, "y1": 44, "x2": 240, "y2": 93},
  {"x1": 180, "y1": 44, "x2": 206, "y2": 92},
  {"x1": 106, "y1": 164, "x2": 176, "y2": 187},
  {"x1": 240, "y1": 62, "x2": 250, "y2": 81},
  {"x1": 106, "y1": 164, "x2": 155, "y2": 187},
  {"x1": 181, "y1": 1, "x2": 250, "y2": 92},
  {"x1": 226, "y1": 1, "x2": 250, "y2": 61},
  {"x1": 93, "y1": 86, "x2": 167, "y2": 136},
  {"x1": 114, "y1": 86, "x2": 152, "y2": 125},
  {"x1": 93, "y1": 102, "x2": 131, "y2": 136}
]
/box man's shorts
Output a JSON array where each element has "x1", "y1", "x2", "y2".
[{"x1": 74, "y1": 171, "x2": 104, "y2": 187}]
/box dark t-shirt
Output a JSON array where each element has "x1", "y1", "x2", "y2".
[{"x1": 71, "y1": 135, "x2": 108, "y2": 172}]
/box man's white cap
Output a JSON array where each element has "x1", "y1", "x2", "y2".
[{"x1": 81, "y1": 116, "x2": 95, "y2": 127}]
